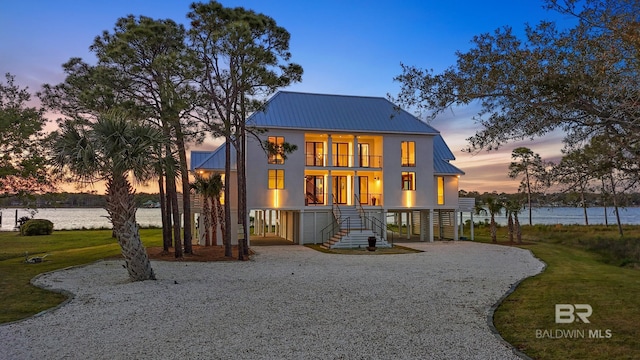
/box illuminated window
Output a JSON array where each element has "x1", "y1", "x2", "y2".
[
  {"x1": 332, "y1": 142, "x2": 349, "y2": 167},
  {"x1": 437, "y1": 176, "x2": 445, "y2": 205},
  {"x1": 401, "y1": 141, "x2": 415, "y2": 167},
  {"x1": 305, "y1": 142, "x2": 324, "y2": 166},
  {"x1": 268, "y1": 169, "x2": 285, "y2": 189},
  {"x1": 401, "y1": 172, "x2": 415, "y2": 190},
  {"x1": 268, "y1": 136, "x2": 285, "y2": 164}
]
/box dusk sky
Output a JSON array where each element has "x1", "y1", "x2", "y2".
[{"x1": 1, "y1": 0, "x2": 576, "y2": 193}]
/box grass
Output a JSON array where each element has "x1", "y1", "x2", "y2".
[
  {"x1": 2, "y1": 224, "x2": 639, "y2": 359},
  {"x1": 474, "y1": 224, "x2": 640, "y2": 360},
  {"x1": 0, "y1": 228, "x2": 162, "y2": 324}
]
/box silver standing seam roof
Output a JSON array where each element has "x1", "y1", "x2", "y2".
[
  {"x1": 248, "y1": 91, "x2": 440, "y2": 134},
  {"x1": 191, "y1": 91, "x2": 463, "y2": 175}
]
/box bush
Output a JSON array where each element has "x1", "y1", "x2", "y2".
[{"x1": 20, "y1": 219, "x2": 54, "y2": 236}]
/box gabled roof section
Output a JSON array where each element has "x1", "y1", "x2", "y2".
[
  {"x1": 433, "y1": 135, "x2": 464, "y2": 175},
  {"x1": 434, "y1": 135, "x2": 456, "y2": 161},
  {"x1": 248, "y1": 91, "x2": 440, "y2": 135},
  {"x1": 190, "y1": 145, "x2": 237, "y2": 172}
]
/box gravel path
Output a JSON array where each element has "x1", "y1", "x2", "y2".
[{"x1": 0, "y1": 241, "x2": 543, "y2": 360}]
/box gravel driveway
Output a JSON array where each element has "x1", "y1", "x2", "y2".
[{"x1": 0, "y1": 241, "x2": 543, "y2": 360}]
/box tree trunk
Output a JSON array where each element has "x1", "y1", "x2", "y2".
[
  {"x1": 167, "y1": 173, "x2": 183, "y2": 258},
  {"x1": 580, "y1": 187, "x2": 589, "y2": 226},
  {"x1": 236, "y1": 135, "x2": 245, "y2": 260},
  {"x1": 211, "y1": 196, "x2": 219, "y2": 246},
  {"x1": 224, "y1": 140, "x2": 232, "y2": 258},
  {"x1": 507, "y1": 213, "x2": 514, "y2": 243},
  {"x1": 490, "y1": 215, "x2": 497, "y2": 243},
  {"x1": 175, "y1": 125, "x2": 192, "y2": 254},
  {"x1": 202, "y1": 196, "x2": 212, "y2": 246},
  {"x1": 514, "y1": 214, "x2": 522, "y2": 244},
  {"x1": 105, "y1": 175, "x2": 155, "y2": 281},
  {"x1": 158, "y1": 174, "x2": 171, "y2": 252},
  {"x1": 609, "y1": 175, "x2": 623, "y2": 236}
]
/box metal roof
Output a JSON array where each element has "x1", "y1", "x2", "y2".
[
  {"x1": 434, "y1": 158, "x2": 465, "y2": 175},
  {"x1": 192, "y1": 92, "x2": 463, "y2": 175},
  {"x1": 191, "y1": 145, "x2": 236, "y2": 172},
  {"x1": 247, "y1": 91, "x2": 440, "y2": 135}
]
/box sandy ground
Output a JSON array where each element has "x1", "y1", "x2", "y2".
[{"x1": 0, "y1": 241, "x2": 543, "y2": 360}]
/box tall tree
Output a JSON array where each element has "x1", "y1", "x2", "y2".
[
  {"x1": 554, "y1": 146, "x2": 598, "y2": 225},
  {"x1": 504, "y1": 198, "x2": 523, "y2": 243},
  {"x1": 508, "y1": 147, "x2": 546, "y2": 226},
  {"x1": 51, "y1": 111, "x2": 160, "y2": 281},
  {"x1": 0, "y1": 73, "x2": 52, "y2": 197},
  {"x1": 90, "y1": 15, "x2": 203, "y2": 255},
  {"x1": 188, "y1": 1, "x2": 303, "y2": 259},
  {"x1": 393, "y1": 0, "x2": 640, "y2": 184}
]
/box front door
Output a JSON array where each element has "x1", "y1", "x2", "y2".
[{"x1": 333, "y1": 176, "x2": 347, "y2": 204}]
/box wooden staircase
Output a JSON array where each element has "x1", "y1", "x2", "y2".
[{"x1": 322, "y1": 206, "x2": 391, "y2": 249}]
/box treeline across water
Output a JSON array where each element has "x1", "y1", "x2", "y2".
[
  {"x1": 461, "y1": 190, "x2": 640, "y2": 208},
  {"x1": 0, "y1": 192, "x2": 160, "y2": 209}
]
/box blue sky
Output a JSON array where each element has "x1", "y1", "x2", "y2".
[{"x1": 0, "y1": 0, "x2": 574, "y2": 192}]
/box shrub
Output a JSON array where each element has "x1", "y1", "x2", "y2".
[
  {"x1": 20, "y1": 219, "x2": 54, "y2": 236},
  {"x1": 16, "y1": 216, "x2": 31, "y2": 227}
]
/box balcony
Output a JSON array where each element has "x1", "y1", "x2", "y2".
[{"x1": 305, "y1": 153, "x2": 382, "y2": 168}]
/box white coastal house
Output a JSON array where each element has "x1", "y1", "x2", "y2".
[{"x1": 189, "y1": 91, "x2": 465, "y2": 248}]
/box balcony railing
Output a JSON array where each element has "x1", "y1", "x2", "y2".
[{"x1": 305, "y1": 153, "x2": 382, "y2": 168}]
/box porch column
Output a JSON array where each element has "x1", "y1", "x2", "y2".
[
  {"x1": 327, "y1": 134, "x2": 333, "y2": 167},
  {"x1": 299, "y1": 211, "x2": 305, "y2": 245},
  {"x1": 470, "y1": 212, "x2": 475, "y2": 241},
  {"x1": 429, "y1": 209, "x2": 434, "y2": 242},
  {"x1": 454, "y1": 210, "x2": 459, "y2": 240},
  {"x1": 353, "y1": 135, "x2": 359, "y2": 168},
  {"x1": 406, "y1": 211, "x2": 411, "y2": 240},
  {"x1": 326, "y1": 170, "x2": 333, "y2": 205},
  {"x1": 354, "y1": 171, "x2": 360, "y2": 205},
  {"x1": 420, "y1": 210, "x2": 426, "y2": 242}
]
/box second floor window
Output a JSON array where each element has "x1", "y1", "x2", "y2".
[
  {"x1": 268, "y1": 169, "x2": 285, "y2": 189},
  {"x1": 402, "y1": 171, "x2": 415, "y2": 190},
  {"x1": 401, "y1": 141, "x2": 415, "y2": 167},
  {"x1": 268, "y1": 136, "x2": 285, "y2": 164}
]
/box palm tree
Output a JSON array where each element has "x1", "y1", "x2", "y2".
[
  {"x1": 505, "y1": 199, "x2": 523, "y2": 244},
  {"x1": 191, "y1": 173, "x2": 223, "y2": 246},
  {"x1": 51, "y1": 111, "x2": 162, "y2": 281},
  {"x1": 485, "y1": 197, "x2": 504, "y2": 243}
]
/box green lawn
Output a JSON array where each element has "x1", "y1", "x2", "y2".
[
  {"x1": 474, "y1": 225, "x2": 640, "y2": 360},
  {"x1": 0, "y1": 229, "x2": 162, "y2": 324},
  {"x1": 2, "y1": 225, "x2": 639, "y2": 360}
]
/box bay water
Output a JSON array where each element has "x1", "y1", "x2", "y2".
[{"x1": 1, "y1": 206, "x2": 639, "y2": 232}]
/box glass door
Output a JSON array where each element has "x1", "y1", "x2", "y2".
[
  {"x1": 359, "y1": 176, "x2": 368, "y2": 204},
  {"x1": 359, "y1": 143, "x2": 370, "y2": 168},
  {"x1": 332, "y1": 176, "x2": 347, "y2": 204}
]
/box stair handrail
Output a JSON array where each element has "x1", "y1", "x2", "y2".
[
  {"x1": 354, "y1": 194, "x2": 388, "y2": 244},
  {"x1": 332, "y1": 194, "x2": 342, "y2": 222},
  {"x1": 319, "y1": 216, "x2": 350, "y2": 245},
  {"x1": 354, "y1": 194, "x2": 367, "y2": 233}
]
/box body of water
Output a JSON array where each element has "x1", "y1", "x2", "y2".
[
  {"x1": 0, "y1": 208, "x2": 162, "y2": 231},
  {"x1": 1, "y1": 206, "x2": 639, "y2": 231},
  {"x1": 467, "y1": 206, "x2": 640, "y2": 226}
]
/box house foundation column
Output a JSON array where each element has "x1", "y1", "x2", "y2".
[{"x1": 429, "y1": 209, "x2": 434, "y2": 242}]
